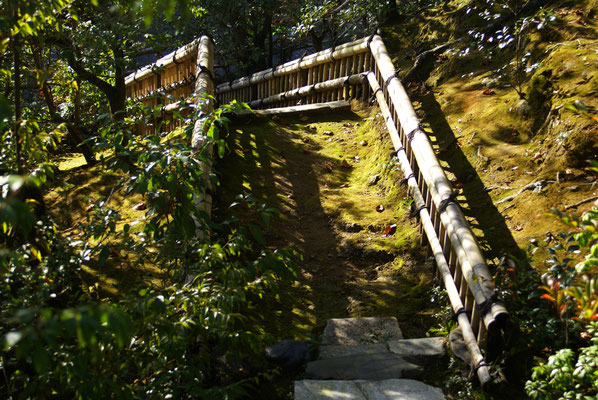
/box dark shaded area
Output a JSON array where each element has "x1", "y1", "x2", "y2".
[{"x1": 419, "y1": 91, "x2": 523, "y2": 260}]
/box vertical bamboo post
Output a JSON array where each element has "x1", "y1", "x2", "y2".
[{"x1": 190, "y1": 36, "x2": 215, "y2": 229}]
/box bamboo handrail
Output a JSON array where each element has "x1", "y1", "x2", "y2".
[
  {"x1": 367, "y1": 35, "x2": 508, "y2": 339},
  {"x1": 367, "y1": 71, "x2": 491, "y2": 386}
]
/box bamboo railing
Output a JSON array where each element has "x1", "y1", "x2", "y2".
[
  {"x1": 125, "y1": 39, "x2": 203, "y2": 135},
  {"x1": 215, "y1": 35, "x2": 508, "y2": 387},
  {"x1": 125, "y1": 36, "x2": 215, "y2": 219}
]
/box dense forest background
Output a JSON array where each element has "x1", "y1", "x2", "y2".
[{"x1": 1, "y1": 0, "x2": 597, "y2": 399}]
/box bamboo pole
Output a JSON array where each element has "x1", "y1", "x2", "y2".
[
  {"x1": 368, "y1": 35, "x2": 508, "y2": 339},
  {"x1": 125, "y1": 39, "x2": 200, "y2": 86},
  {"x1": 246, "y1": 73, "x2": 366, "y2": 108},
  {"x1": 190, "y1": 36, "x2": 215, "y2": 227},
  {"x1": 215, "y1": 37, "x2": 369, "y2": 94},
  {"x1": 367, "y1": 71, "x2": 491, "y2": 387}
]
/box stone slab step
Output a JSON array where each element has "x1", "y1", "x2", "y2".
[
  {"x1": 295, "y1": 379, "x2": 446, "y2": 400},
  {"x1": 305, "y1": 352, "x2": 422, "y2": 380},
  {"x1": 318, "y1": 337, "x2": 446, "y2": 360},
  {"x1": 322, "y1": 317, "x2": 403, "y2": 346}
]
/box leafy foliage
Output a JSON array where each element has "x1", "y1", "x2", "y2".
[{"x1": 1, "y1": 95, "x2": 298, "y2": 398}]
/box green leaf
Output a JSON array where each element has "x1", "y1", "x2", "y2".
[
  {"x1": 0, "y1": 95, "x2": 12, "y2": 121},
  {"x1": 3, "y1": 331, "x2": 23, "y2": 350},
  {"x1": 98, "y1": 245, "x2": 110, "y2": 266},
  {"x1": 249, "y1": 224, "x2": 265, "y2": 245}
]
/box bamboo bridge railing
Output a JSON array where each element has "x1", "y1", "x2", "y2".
[
  {"x1": 215, "y1": 35, "x2": 508, "y2": 387},
  {"x1": 125, "y1": 34, "x2": 508, "y2": 387}
]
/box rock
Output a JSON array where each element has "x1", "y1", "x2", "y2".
[
  {"x1": 388, "y1": 337, "x2": 447, "y2": 359},
  {"x1": 295, "y1": 379, "x2": 446, "y2": 400},
  {"x1": 322, "y1": 130, "x2": 334, "y2": 136},
  {"x1": 318, "y1": 343, "x2": 387, "y2": 359},
  {"x1": 367, "y1": 174, "x2": 381, "y2": 186},
  {"x1": 481, "y1": 77, "x2": 497, "y2": 88},
  {"x1": 449, "y1": 327, "x2": 471, "y2": 367},
  {"x1": 322, "y1": 317, "x2": 403, "y2": 346},
  {"x1": 337, "y1": 241, "x2": 355, "y2": 257},
  {"x1": 264, "y1": 339, "x2": 313, "y2": 370},
  {"x1": 360, "y1": 140, "x2": 368, "y2": 146},
  {"x1": 342, "y1": 222, "x2": 363, "y2": 233},
  {"x1": 515, "y1": 99, "x2": 531, "y2": 117},
  {"x1": 305, "y1": 352, "x2": 422, "y2": 380},
  {"x1": 306, "y1": 124, "x2": 317, "y2": 130}
]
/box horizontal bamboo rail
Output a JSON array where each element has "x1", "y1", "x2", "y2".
[{"x1": 215, "y1": 37, "x2": 371, "y2": 107}]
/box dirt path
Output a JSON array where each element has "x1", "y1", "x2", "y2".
[{"x1": 215, "y1": 104, "x2": 442, "y2": 341}]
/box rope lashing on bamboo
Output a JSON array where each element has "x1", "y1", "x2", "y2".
[
  {"x1": 438, "y1": 191, "x2": 459, "y2": 213},
  {"x1": 385, "y1": 72, "x2": 399, "y2": 87},
  {"x1": 370, "y1": 87, "x2": 382, "y2": 104},
  {"x1": 197, "y1": 65, "x2": 214, "y2": 82},
  {"x1": 400, "y1": 172, "x2": 415, "y2": 185},
  {"x1": 366, "y1": 33, "x2": 376, "y2": 49},
  {"x1": 329, "y1": 45, "x2": 337, "y2": 61},
  {"x1": 477, "y1": 292, "x2": 500, "y2": 318},
  {"x1": 410, "y1": 204, "x2": 427, "y2": 219},
  {"x1": 133, "y1": 72, "x2": 141, "y2": 83},
  {"x1": 173, "y1": 47, "x2": 182, "y2": 64},
  {"x1": 406, "y1": 124, "x2": 424, "y2": 142},
  {"x1": 447, "y1": 307, "x2": 468, "y2": 323},
  {"x1": 473, "y1": 360, "x2": 489, "y2": 374}
]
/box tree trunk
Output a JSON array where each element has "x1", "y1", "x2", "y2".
[{"x1": 31, "y1": 38, "x2": 96, "y2": 166}]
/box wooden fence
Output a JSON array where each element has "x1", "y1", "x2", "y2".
[
  {"x1": 125, "y1": 39, "x2": 203, "y2": 135},
  {"x1": 215, "y1": 35, "x2": 509, "y2": 387}
]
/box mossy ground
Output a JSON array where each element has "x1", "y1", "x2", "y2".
[
  {"x1": 44, "y1": 154, "x2": 164, "y2": 298},
  {"x1": 215, "y1": 103, "x2": 441, "y2": 343},
  {"x1": 382, "y1": 0, "x2": 598, "y2": 268}
]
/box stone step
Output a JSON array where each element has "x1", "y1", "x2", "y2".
[
  {"x1": 305, "y1": 352, "x2": 422, "y2": 380},
  {"x1": 318, "y1": 337, "x2": 446, "y2": 360},
  {"x1": 322, "y1": 317, "x2": 403, "y2": 346},
  {"x1": 295, "y1": 379, "x2": 446, "y2": 400}
]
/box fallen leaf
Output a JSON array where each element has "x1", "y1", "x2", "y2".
[
  {"x1": 574, "y1": 18, "x2": 587, "y2": 26},
  {"x1": 299, "y1": 115, "x2": 309, "y2": 122},
  {"x1": 376, "y1": 204, "x2": 384, "y2": 212},
  {"x1": 132, "y1": 202, "x2": 147, "y2": 211},
  {"x1": 505, "y1": 137, "x2": 516, "y2": 143},
  {"x1": 514, "y1": 224, "x2": 523, "y2": 231},
  {"x1": 325, "y1": 163, "x2": 334, "y2": 172},
  {"x1": 343, "y1": 122, "x2": 354, "y2": 128},
  {"x1": 383, "y1": 224, "x2": 397, "y2": 236},
  {"x1": 505, "y1": 99, "x2": 510, "y2": 103},
  {"x1": 340, "y1": 183, "x2": 350, "y2": 188},
  {"x1": 482, "y1": 89, "x2": 495, "y2": 95},
  {"x1": 340, "y1": 159, "x2": 351, "y2": 168},
  {"x1": 455, "y1": 182, "x2": 464, "y2": 189},
  {"x1": 437, "y1": 54, "x2": 448, "y2": 61}
]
